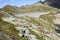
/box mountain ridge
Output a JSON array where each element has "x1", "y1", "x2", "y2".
[{"x1": 0, "y1": 3, "x2": 58, "y2": 13}]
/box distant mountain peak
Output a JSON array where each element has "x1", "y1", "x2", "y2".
[{"x1": 36, "y1": 0, "x2": 45, "y2": 4}]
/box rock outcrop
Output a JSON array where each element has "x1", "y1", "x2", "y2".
[
  {"x1": 0, "y1": 32, "x2": 16, "y2": 40},
  {"x1": 45, "y1": 0, "x2": 60, "y2": 8}
]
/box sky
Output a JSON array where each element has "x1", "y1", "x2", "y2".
[{"x1": 0, "y1": 0, "x2": 45, "y2": 8}]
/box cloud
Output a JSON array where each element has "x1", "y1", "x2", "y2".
[
  {"x1": 4, "y1": 3, "x2": 8, "y2": 5},
  {"x1": 0, "y1": 0, "x2": 2, "y2": 2}
]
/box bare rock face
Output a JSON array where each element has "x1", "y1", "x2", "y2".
[
  {"x1": 45, "y1": 0, "x2": 60, "y2": 8},
  {"x1": 0, "y1": 11, "x2": 9, "y2": 18},
  {"x1": 0, "y1": 32, "x2": 16, "y2": 40}
]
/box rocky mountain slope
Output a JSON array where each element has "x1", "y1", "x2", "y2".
[
  {"x1": 0, "y1": 10, "x2": 60, "y2": 40},
  {"x1": 0, "y1": 1, "x2": 60, "y2": 40}
]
